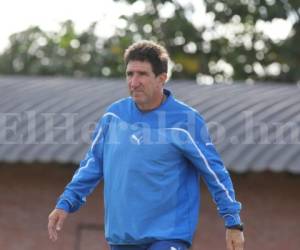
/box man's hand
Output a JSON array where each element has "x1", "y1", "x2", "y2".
[
  {"x1": 48, "y1": 208, "x2": 68, "y2": 242},
  {"x1": 226, "y1": 228, "x2": 245, "y2": 250}
]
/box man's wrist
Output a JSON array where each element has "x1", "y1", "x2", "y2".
[
  {"x1": 226, "y1": 223, "x2": 244, "y2": 231},
  {"x1": 223, "y1": 213, "x2": 241, "y2": 227},
  {"x1": 56, "y1": 199, "x2": 72, "y2": 213}
]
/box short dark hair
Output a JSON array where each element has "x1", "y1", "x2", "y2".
[{"x1": 124, "y1": 40, "x2": 169, "y2": 76}]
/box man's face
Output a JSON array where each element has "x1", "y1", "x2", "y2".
[{"x1": 126, "y1": 60, "x2": 167, "y2": 110}]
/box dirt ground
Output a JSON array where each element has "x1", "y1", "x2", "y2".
[{"x1": 0, "y1": 164, "x2": 299, "y2": 250}]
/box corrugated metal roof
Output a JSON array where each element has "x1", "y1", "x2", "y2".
[{"x1": 1, "y1": 76, "x2": 299, "y2": 174}]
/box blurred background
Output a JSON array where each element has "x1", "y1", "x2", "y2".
[{"x1": 0, "y1": 0, "x2": 300, "y2": 250}]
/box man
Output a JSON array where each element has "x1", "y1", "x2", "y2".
[{"x1": 48, "y1": 40, "x2": 245, "y2": 250}]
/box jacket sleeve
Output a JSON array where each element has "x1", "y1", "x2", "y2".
[
  {"x1": 55, "y1": 115, "x2": 108, "y2": 213},
  {"x1": 180, "y1": 114, "x2": 242, "y2": 227}
]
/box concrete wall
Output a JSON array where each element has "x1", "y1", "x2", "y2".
[{"x1": 1, "y1": 164, "x2": 299, "y2": 250}]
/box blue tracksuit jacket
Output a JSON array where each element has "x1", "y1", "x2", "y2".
[{"x1": 56, "y1": 89, "x2": 242, "y2": 246}]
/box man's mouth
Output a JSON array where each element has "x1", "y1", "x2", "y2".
[{"x1": 131, "y1": 91, "x2": 143, "y2": 95}]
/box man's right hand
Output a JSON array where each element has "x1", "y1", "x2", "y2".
[{"x1": 48, "y1": 208, "x2": 68, "y2": 242}]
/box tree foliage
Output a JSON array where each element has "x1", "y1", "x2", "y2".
[
  {"x1": 110, "y1": 0, "x2": 300, "y2": 83},
  {"x1": 0, "y1": 21, "x2": 109, "y2": 77},
  {"x1": 0, "y1": 0, "x2": 299, "y2": 83},
  {"x1": 204, "y1": 0, "x2": 300, "y2": 82}
]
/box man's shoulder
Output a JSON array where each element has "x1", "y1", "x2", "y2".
[
  {"x1": 171, "y1": 96, "x2": 199, "y2": 114},
  {"x1": 106, "y1": 97, "x2": 132, "y2": 113},
  {"x1": 167, "y1": 96, "x2": 207, "y2": 128}
]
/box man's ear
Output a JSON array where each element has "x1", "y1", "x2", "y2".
[{"x1": 158, "y1": 73, "x2": 168, "y2": 85}]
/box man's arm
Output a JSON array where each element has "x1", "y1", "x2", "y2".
[
  {"x1": 180, "y1": 114, "x2": 245, "y2": 249},
  {"x1": 48, "y1": 117, "x2": 107, "y2": 241}
]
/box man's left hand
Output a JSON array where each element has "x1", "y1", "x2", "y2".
[{"x1": 226, "y1": 228, "x2": 245, "y2": 250}]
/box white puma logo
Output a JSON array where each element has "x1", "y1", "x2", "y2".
[{"x1": 131, "y1": 134, "x2": 142, "y2": 145}]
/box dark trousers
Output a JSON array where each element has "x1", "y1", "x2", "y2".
[{"x1": 110, "y1": 240, "x2": 189, "y2": 250}]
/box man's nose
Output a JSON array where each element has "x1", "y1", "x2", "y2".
[{"x1": 130, "y1": 75, "x2": 140, "y2": 89}]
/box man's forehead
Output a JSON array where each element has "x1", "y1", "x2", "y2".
[{"x1": 126, "y1": 60, "x2": 153, "y2": 72}]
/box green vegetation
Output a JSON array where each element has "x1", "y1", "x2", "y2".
[{"x1": 0, "y1": 0, "x2": 299, "y2": 83}]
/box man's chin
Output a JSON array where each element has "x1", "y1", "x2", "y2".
[
  {"x1": 131, "y1": 96, "x2": 145, "y2": 105},
  {"x1": 132, "y1": 97, "x2": 142, "y2": 104},
  {"x1": 131, "y1": 94, "x2": 143, "y2": 101}
]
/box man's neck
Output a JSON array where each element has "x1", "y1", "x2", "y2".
[{"x1": 137, "y1": 93, "x2": 166, "y2": 112}]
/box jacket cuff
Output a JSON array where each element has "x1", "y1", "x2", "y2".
[
  {"x1": 56, "y1": 199, "x2": 72, "y2": 213},
  {"x1": 223, "y1": 214, "x2": 241, "y2": 227}
]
